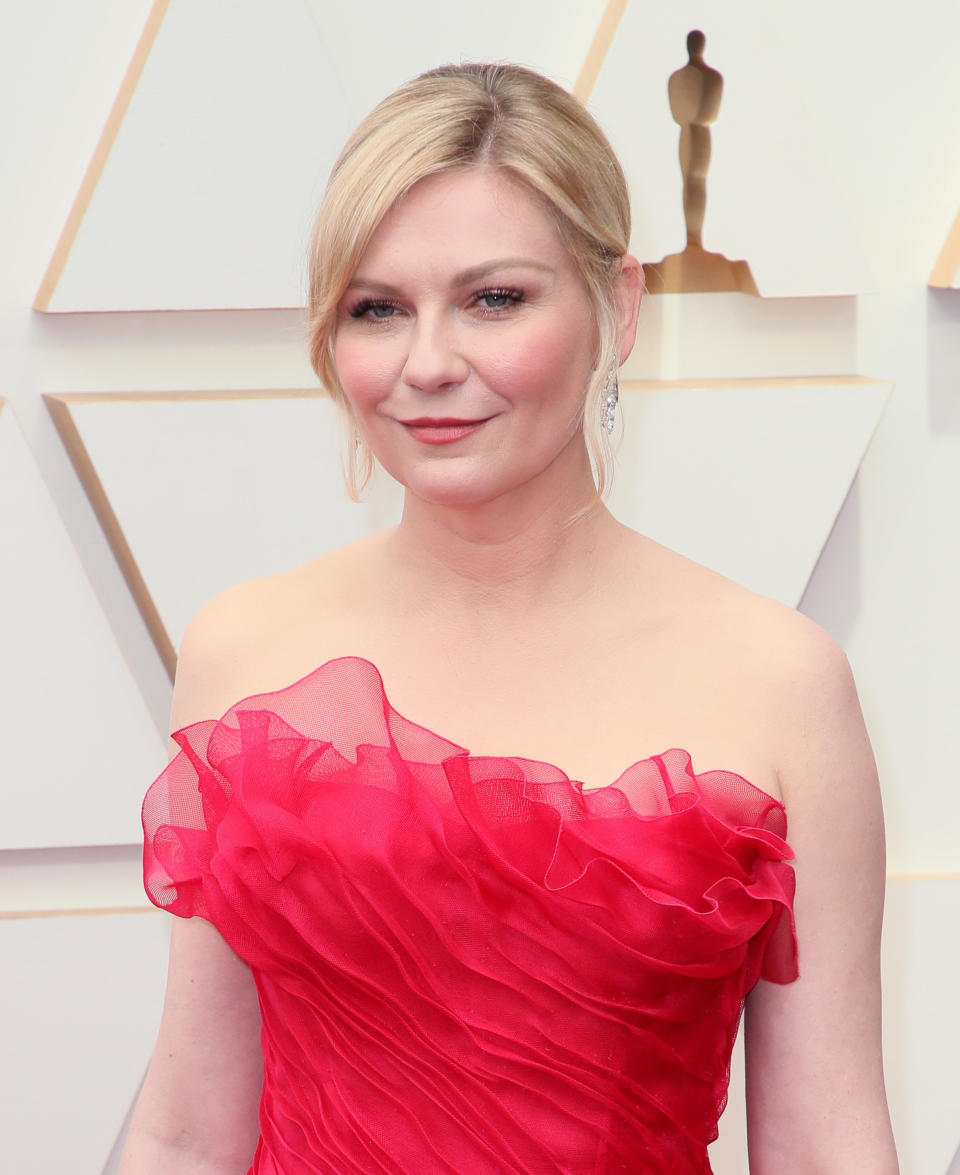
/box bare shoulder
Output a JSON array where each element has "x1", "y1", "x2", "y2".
[
  {"x1": 167, "y1": 532, "x2": 390, "y2": 748},
  {"x1": 705, "y1": 593, "x2": 882, "y2": 871},
  {"x1": 640, "y1": 533, "x2": 851, "y2": 694},
  {"x1": 733, "y1": 596, "x2": 873, "y2": 805},
  {"x1": 727, "y1": 586, "x2": 853, "y2": 703},
  {"x1": 639, "y1": 535, "x2": 872, "y2": 802},
  {"x1": 662, "y1": 547, "x2": 886, "y2": 855},
  {"x1": 709, "y1": 580, "x2": 871, "y2": 805},
  {"x1": 166, "y1": 572, "x2": 284, "y2": 748}
]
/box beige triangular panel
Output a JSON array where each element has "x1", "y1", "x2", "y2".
[
  {"x1": 0, "y1": 912, "x2": 168, "y2": 1175},
  {"x1": 589, "y1": 2, "x2": 873, "y2": 296},
  {"x1": 608, "y1": 377, "x2": 890, "y2": 604},
  {"x1": 46, "y1": 391, "x2": 404, "y2": 678},
  {"x1": 0, "y1": 400, "x2": 163, "y2": 849},
  {"x1": 37, "y1": 0, "x2": 608, "y2": 312}
]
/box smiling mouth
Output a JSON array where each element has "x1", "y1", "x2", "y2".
[
  {"x1": 400, "y1": 417, "x2": 491, "y2": 445},
  {"x1": 401, "y1": 417, "x2": 490, "y2": 426}
]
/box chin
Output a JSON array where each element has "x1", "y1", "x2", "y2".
[
  {"x1": 384, "y1": 457, "x2": 526, "y2": 508},
  {"x1": 408, "y1": 475, "x2": 510, "y2": 509}
]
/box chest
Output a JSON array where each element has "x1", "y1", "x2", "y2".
[
  {"x1": 382, "y1": 649, "x2": 779, "y2": 801},
  {"x1": 247, "y1": 612, "x2": 783, "y2": 804}
]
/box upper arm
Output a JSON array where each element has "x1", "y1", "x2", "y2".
[
  {"x1": 743, "y1": 614, "x2": 898, "y2": 1173},
  {"x1": 122, "y1": 918, "x2": 263, "y2": 1171},
  {"x1": 123, "y1": 586, "x2": 269, "y2": 1171}
]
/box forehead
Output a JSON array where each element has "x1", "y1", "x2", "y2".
[{"x1": 357, "y1": 167, "x2": 570, "y2": 273}]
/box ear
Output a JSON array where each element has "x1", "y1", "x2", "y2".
[{"x1": 614, "y1": 254, "x2": 644, "y2": 365}]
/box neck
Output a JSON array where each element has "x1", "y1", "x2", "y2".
[{"x1": 387, "y1": 448, "x2": 622, "y2": 624}]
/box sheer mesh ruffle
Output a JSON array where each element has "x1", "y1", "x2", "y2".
[{"x1": 143, "y1": 655, "x2": 798, "y2": 1175}]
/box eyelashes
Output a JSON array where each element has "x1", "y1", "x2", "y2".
[
  {"x1": 474, "y1": 287, "x2": 524, "y2": 311},
  {"x1": 349, "y1": 297, "x2": 400, "y2": 320},
  {"x1": 348, "y1": 287, "x2": 525, "y2": 321}
]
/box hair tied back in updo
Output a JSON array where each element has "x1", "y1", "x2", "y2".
[{"x1": 306, "y1": 62, "x2": 632, "y2": 500}]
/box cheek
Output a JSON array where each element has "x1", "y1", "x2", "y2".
[
  {"x1": 333, "y1": 336, "x2": 397, "y2": 407},
  {"x1": 486, "y1": 313, "x2": 595, "y2": 401}
]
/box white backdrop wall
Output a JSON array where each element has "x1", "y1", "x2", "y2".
[{"x1": 1, "y1": 2, "x2": 959, "y2": 1172}]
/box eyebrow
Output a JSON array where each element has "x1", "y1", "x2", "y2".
[{"x1": 346, "y1": 258, "x2": 555, "y2": 292}]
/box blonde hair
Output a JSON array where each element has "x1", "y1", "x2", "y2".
[{"x1": 306, "y1": 62, "x2": 632, "y2": 501}]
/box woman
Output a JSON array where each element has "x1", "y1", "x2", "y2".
[{"x1": 123, "y1": 64, "x2": 897, "y2": 1174}]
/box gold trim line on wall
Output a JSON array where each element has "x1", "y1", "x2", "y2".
[
  {"x1": 44, "y1": 388, "x2": 325, "y2": 682},
  {"x1": 574, "y1": 0, "x2": 630, "y2": 102},
  {"x1": 33, "y1": 0, "x2": 172, "y2": 312}
]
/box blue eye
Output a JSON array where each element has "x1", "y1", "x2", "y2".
[
  {"x1": 476, "y1": 287, "x2": 523, "y2": 311},
  {"x1": 351, "y1": 299, "x2": 399, "y2": 320}
]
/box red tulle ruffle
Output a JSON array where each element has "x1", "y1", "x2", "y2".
[{"x1": 143, "y1": 655, "x2": 797, "y2": 1175}]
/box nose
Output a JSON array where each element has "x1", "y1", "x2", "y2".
[{"x1": 400, "y1": 311, "x2": 470, "y2": 393}]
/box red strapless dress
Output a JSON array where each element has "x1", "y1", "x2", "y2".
[{"x1": 142, "y1": 655, "x2": 797, "y2": 1175}]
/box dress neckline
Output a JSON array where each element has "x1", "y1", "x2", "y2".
[{"x1": 203, "y1": 653, "x2": 786, "y2": 812}]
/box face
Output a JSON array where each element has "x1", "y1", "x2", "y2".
[{"x1": 332, "y1": 166, "x2": 600, "y2": 508}]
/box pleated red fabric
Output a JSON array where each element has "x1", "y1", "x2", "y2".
[{"x1": 142, "y1": 655, "x2": 798, "y2": 1175}]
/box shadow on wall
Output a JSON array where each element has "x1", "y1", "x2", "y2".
[
  {"x1": 927, "y1": 289, "x2": 960, "y2": 434},
  {"x1": 797, "y1": 475, "x2": 861, "y2": 650}
]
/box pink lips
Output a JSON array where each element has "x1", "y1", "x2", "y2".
[{"x1": 401, "y1": 417, "x2": 490, "y2": 445}]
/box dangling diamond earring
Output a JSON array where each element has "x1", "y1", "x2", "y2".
[{"x1": 602, "y1": 352, "x2": 619, "y2": 434}]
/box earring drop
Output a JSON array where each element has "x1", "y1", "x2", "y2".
[{"x1": 602, "y1": 353, "x2": 619, "y2": 433}]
